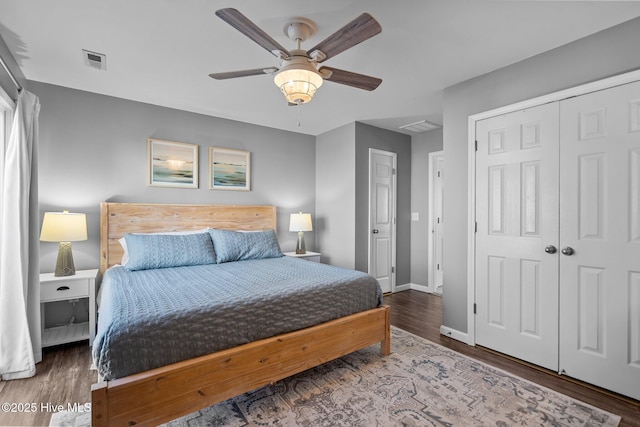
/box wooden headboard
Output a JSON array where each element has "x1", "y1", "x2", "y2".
[{"x1": 100, "y1": 202, "x2": 277, "y2": 272}]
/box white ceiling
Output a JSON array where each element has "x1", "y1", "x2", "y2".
[{"x1": 1, "y1": 1, "x2": 640, "y2": 136}]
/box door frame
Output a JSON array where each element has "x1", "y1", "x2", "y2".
[
  {"x1": 428, "y1": 150, "x2": 444, "y2": 294},
  {"x1": 368, "y1": 148, "x2": 397, "y2": 293},
  {"x1": 466, "y1": 68, "x2": 640, "y2": 346}
]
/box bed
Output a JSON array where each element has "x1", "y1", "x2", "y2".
[{"x1": 91, "y1": 202, "x2": 391, "y2": 427}]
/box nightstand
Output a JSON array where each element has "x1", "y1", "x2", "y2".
[
  {"x1": 283, "y1": 251, "x2": 321, "y2": 263},
  {"x1": 40, "y1": 269, "x2": 98, "y2": 347}
]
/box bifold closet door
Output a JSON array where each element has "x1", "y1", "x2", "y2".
[
  {"x1": 475, "y1": 102, "x2": 560, "y2": 371},
  {"x1": 558, "y1": 80, "x2": 640, "y2": 400}
]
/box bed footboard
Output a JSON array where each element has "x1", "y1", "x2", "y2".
[{"x1": 92, "y1": 305, "x2": 390, "y2": 427}]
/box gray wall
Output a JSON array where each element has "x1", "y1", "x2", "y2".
[
  {"x1": 441, "y1": 17, "x2": 640, "y2": 333},
  {"x1": 33, "y1": 81, "x2": 316, "y2": 275},
  {"x1": 355, "y1": 122, "x2": 411, "y2": 285},
  {"x1": 315, "y1": 123, "x2": 356, "y2": 267},
  {"x1": 410, "y1": 129, "x2": 443, "y2": 287},
  {"x1": 315, "y1": 122, "x2": 412, "y2": 285}
]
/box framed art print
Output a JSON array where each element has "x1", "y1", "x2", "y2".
[
  {"x1": 147, "y1": 138, "x2": 198, "y2": 188},
  {"x1": 209, "y1": 147, "x2": 251, "y2": 191}
]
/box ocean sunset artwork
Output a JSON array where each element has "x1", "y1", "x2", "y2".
[
  {"x1": 209, "y1": 147, "x2": 251, "y2": 191},
  {"x1": 148, "y1": 139, "x2": 198, "y2": 188}
]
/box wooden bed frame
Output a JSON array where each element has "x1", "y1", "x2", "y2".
[{"x1": 92, "y1": 202, "x2": 391, "y2": 427}]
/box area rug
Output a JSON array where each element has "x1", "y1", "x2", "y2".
[{"x1": 50, "y1": 327, "x2": 620, "y2": 426}]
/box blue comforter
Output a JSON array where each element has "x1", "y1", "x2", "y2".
[{"x1": 92, "y1": 257, "x2": 382, "y2": 380}]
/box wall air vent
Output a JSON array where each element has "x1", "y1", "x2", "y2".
[
  {"x1": 82, "y1": 49, "x2": 106, "y2": 70},
  {"x1": 399, "y1": 120, "x2": 440, "y2": 133}
]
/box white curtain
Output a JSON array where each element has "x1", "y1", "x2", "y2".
[{"x1": 0, "y1": 90, "x2": 41, "y2": 380}]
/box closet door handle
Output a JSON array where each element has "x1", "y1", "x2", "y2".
[
  {"x1": 544, "y1": 245, "x2": 557, "y2": 254},
  {"x1": 372, "y1": 229, "x2": 379, "y2": 234},
  {"x1": 561, "y1": 246, "x2": 574, "y2": 256}
]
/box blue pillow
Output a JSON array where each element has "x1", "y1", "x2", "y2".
[
  {"x1": 208, "y1": 229, "x2": 283, "y2": 263},
  {"x1": 123, "y1": 232, "x2": 215, "y2": 271}
]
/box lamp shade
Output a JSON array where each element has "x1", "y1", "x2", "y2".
[
  {"x1": 40, "y1": 211, "x2": 88, "y2": 242},
  {"x1": 289, "y1": 213, "x2": 312, "y2": 232}
]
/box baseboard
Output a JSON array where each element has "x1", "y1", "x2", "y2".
[
  {"x1": 394, "y1": 283, "x2": 432, "y2": 293},
  {"x1": 409, "y1": 283, "x2": 430, "y2": 293},
  {"x1": 440, "y1": 325, "x2": 473, "y2": 345},
  {"x1": 394, "y1": 283, "x2": 410, "y2": 292}
]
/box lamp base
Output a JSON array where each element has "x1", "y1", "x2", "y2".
[
  {"x1": 54, "y1": 242, "x2": 76, "y2": 277},
  {"x1": 295, "y1": 231, "x2": 306, "y2": 254}
]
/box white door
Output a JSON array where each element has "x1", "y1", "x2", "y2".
[
  {"x1": 475, "y1": 102, "x2": 560, "y2": 371},
  {"x1": 369, "y1": 149, "x2": 396, "y2": 294},
  {"x1": 558, "y1": 80, "x2": 640, "y2": 399},
  {"x1": 429, "y1": 151, "x2": 444, "y2": 294}
]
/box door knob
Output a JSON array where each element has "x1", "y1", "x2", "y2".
[
  {"x1": 561, "y1": 246, "x2": 574, "y2": 256},
  {"x1": 544, "y1": 245, "x2": 557, "y2": 254},
  {"x1": 372, "y1": 229, "x2": 379, "y2": 234}
]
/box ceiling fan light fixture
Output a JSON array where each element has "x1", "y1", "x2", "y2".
[
  {"x1": 274, "y1": 66, "x2": 323, "y2": 105},
  {"x1": 212, "y1": 9, "x2": 382, "y2": 105}
]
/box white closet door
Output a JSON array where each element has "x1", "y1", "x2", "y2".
[
  {"x1": 475, "y1": 102, "x2": 560, "y2": 370},
  {"x1": 559, "y1": 80, "x2": 640, "y2": 400},
  {"x1": 369, "y1": 149, "x2": 396, "y2": 294}
]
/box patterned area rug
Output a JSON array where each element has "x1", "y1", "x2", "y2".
[{"x1": 50, "y1": 327, "x2": 621, "y2": 426}]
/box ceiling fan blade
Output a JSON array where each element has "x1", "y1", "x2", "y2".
[
  {"x1": 216, "y1": 8, "x2": 290, "y2": 58},
  {"x1": 308, "y1": 13, "x2": 381, "y2": 63},
  {"x1": 319, "y1": 66, "x2": 382, "y2": 91},
  {"x1": 209, "y1": 67, "x2": 278, "y2": 80}
]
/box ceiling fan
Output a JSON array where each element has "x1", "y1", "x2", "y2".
[{"x1": 209, "y1": 8, "x2": 382, "y2": 105}]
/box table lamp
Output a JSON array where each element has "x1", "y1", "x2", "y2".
[
  {"x1": 40, "y1": 210, "x2": 87, "y2": 276},
  {"x1": 289, "y1": 212, "x2": 312, "y2": 254}
]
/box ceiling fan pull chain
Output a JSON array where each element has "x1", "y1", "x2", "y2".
[{"x1": 297, "y1": 105, "x2": 302, "y2": 127}]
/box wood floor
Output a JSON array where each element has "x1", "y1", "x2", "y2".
[
  {"x1": 1, "y1": 290, "x2": 638, "y2": 426},
  {"x1": 0, "y1": 340, "x2": 97, "y2": 426}
]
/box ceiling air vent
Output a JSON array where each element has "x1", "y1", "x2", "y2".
[
  {"x1": 82, "y1": 49, "x2": 106, "y2": 70},
  {"x1": 399, "y1": 120, "x2": 440, "y2": 133}
]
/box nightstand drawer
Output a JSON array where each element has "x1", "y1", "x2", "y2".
[{"x1": 41, "y1": 279, "x2": 88, "y2": 302}]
